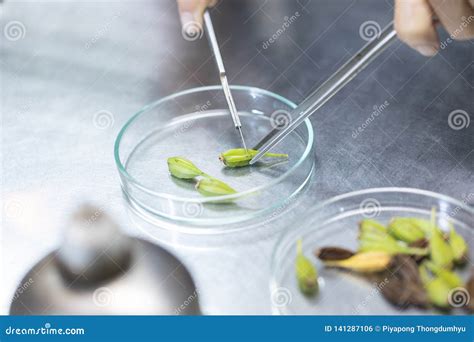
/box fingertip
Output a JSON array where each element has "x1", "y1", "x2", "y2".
[
  {"x1": 177, "y1": 0, "x2": 204, "y2": 34},
  {"x1": 414, "y1": 44, "x2": 439, "y2": 56},
  {"x1": 180, "y1": 11, "x2": 195, "y2": 28},
  {"x1": 394, "y1": 0, "x2": 440, "y2": 57}
]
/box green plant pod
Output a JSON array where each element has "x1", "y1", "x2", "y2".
[
  {"x1": 397, "y1": 218, "x2": 434, "y2": 234},
  {"x1": 359, "y1": 219, "x2": 387, "y2": 235},
  {"x1": 388, "y1": 218, "x2": 426, "y2": 243},
  {"x1": 195, "y1": 178, "x2": 237, "y2": 197},
  {"x1": 424, "y1": 261, "x2": 462, "y2": 288},
  {"x1": 295, "y1": 239, "x2": 318, "y2": 296},
  {"x1": 426, "y1": 208, "x2": 454, "y2": 269},
  {"x1": 359, "y1": 229, "x2": 428, "y2": 256},
  {"x1": 419, "y1": 264, "x2": 451, "y2": 308},
  {"x1": 449, "y1": 224, "x2": 468, "y2": 264},
  {"x1": 425, "y1": 278, "x2": 452, "y2": 308},
  {"x1": 219, "y1": 148, "x2": 288, "y2": 168},
  {"x1": 430, "y1": 227, "x2": 454, "y2": 269},
  {"x1": 167, "y1": 157, "x2": 204, "y2": 179}
]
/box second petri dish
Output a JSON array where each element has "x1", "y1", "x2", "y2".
[{"x1": 271, "y1": 188, "x2": 474, "y2": 315}]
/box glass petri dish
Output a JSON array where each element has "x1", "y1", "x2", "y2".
[
  {"x1": 271, "y1": 188, "x2": 474, "y2": 315},
  {"x1": 114, "y1": 86, "x2": 314, "y2": 232}
]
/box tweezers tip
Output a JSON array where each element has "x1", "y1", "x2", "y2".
[
  {"x1": 237, "y1": 127, "x2": 248, "y2": 150},
  {"x1": 248, "y1": 153, "x2": 262, "y2": 165}
]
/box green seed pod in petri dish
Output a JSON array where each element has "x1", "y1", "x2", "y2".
[
  {"x1": 167, "y1": 157, "x2": 204, "y2": 179},
  {"x1": 219, "y1": 148, "x2": 288, "y2": 168},
  {"x1": 295, "y1": 239, "x2": 318, "y2": 296},
  {"x1": 195, "y1": 177, "x2": 237, "y2": 197}
]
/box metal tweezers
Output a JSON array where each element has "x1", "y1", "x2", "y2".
[
  {"x1": 250, "y1": 22, "x2": 397, "y2": 164},
  {"x1": 203, "y1": 10, "x2": 248, "y2": 150}
]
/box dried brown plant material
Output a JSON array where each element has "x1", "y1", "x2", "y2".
[
  {"x1": 315, "y1": 247, "x2": 355, "y2": 261},
  {"x1": 380, "y1": 255, "x2": 428, "y2": 308}
]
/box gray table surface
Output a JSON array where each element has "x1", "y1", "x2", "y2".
[{"x1": 1, "y1": 0, "x2": 473, "y2": 314}]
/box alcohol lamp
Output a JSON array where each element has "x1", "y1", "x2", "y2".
[{"x1": 10, "y1": 205, "x2": 200, "y2": 315}]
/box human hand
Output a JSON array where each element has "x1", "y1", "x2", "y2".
[
  {"x1": 395, "y1": 0, "x2": 474, "y2": 56},
  {"x1": 177, "y1": 0, "x2": 217, "y2": 36}
]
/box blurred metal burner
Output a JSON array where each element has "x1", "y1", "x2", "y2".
[{"x1": 10, "y1": 205, "x2": 200, "y2": 315}]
